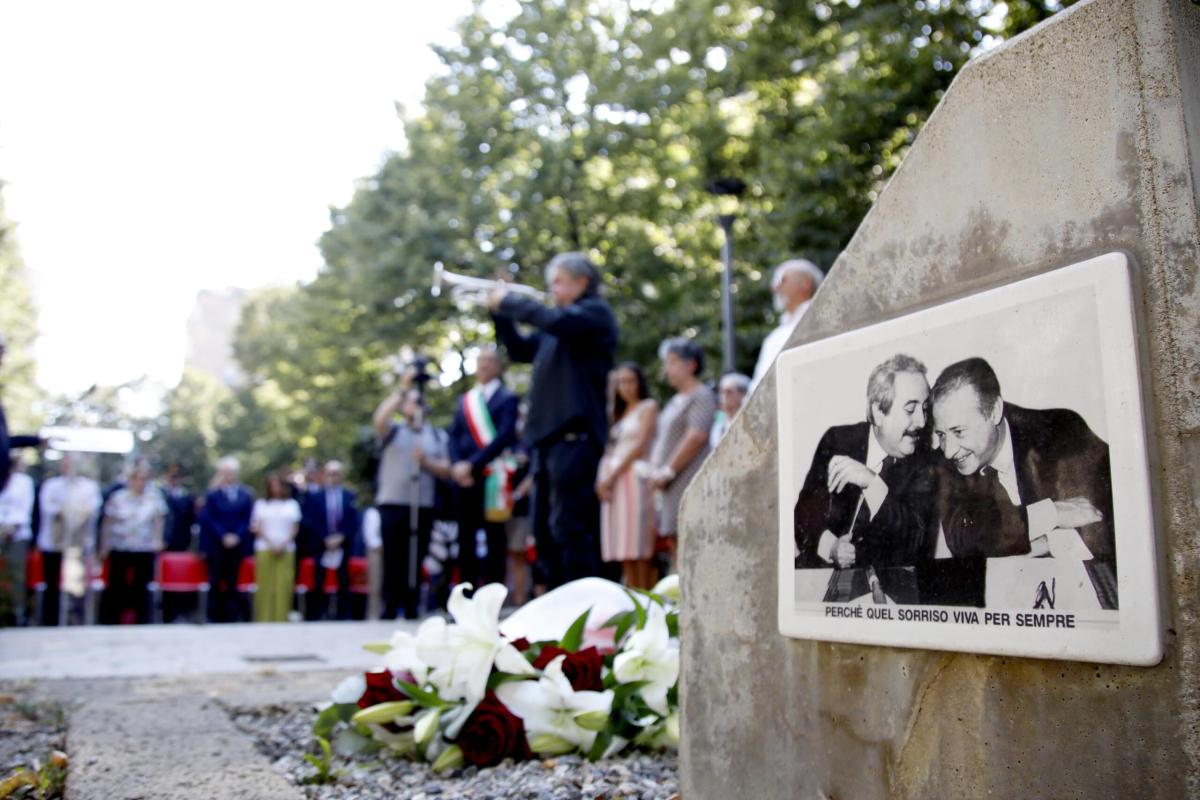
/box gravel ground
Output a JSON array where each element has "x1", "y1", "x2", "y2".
[
  {"x1": 230, "y1": 703, "x2": 679, "y2": 800},
  {"x1": 0, "y1": 685, "x2": 68, "y2": 798}
]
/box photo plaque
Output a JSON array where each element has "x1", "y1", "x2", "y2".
[{"x1": 776, "y1": 252, "x2": 1161, "y2": 665}]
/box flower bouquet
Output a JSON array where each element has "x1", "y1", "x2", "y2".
[{"x1": 313, "y1": 575, "x2": 680, "y2": 774}]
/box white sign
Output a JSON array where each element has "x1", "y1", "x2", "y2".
[
  {"x1": 41, "y1": 426, "x2": 135, "y2": 455},
  {"x1": 776, "y1": 252, "x2": 1160, "y2": 665}
]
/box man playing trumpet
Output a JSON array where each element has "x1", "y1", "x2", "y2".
[{"x1": 486, "y1": 253, "x2": 619, "y2": 590}]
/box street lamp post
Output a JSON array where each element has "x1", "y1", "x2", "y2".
[
  {"x1": 717, "y1": 213, "x2": 736, "y2": 376},
  {"x1": 706, "y1": 177, "x2": 747, "y2": 376}
]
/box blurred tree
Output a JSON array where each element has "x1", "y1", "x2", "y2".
[
  {"x1": 141, "y1": 368, "x2": 230, "y2": 491},
  {"x1": 0, "y1": 183, "x2": 41, "y2": 434},
  {"x1": 218, "y1": 0, "x2": 1075, "y2": 491}
]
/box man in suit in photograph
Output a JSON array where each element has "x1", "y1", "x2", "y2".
[
  {"x1": 794, "y1": 353, "x2": 939, "y2": 570},
  {"x1": 930, "y1": 357, "x2": 1114, "y2": 565},
  {"x1": 447, "y1": 346, "x2": 520, "y2": 589},
  {"x1": 306, "y1": 459, "x2": 359, "y2": 620}
]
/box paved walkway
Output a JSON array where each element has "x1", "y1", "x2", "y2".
[
  {"x1": 1, "y1": 622, "x2": 424, "y2": 799},
  {"x1": 0, "y1": 620, "x2": 414, "y2": 680}
]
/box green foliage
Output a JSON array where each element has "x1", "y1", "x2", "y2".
[
  {"x1": 158, "y1": 2, "x2": 1076, "y2": 489},
  {"x1": 301, "y1": 735, "x2": 337, "y2": 785},
  {"x1": 559, "y1": 608, "x2": 591, "y2": 653},
  {"x1": 396, "y1": 679, "x2": 449, "y2": 709},
  {"x1": 313, "y1": 702, "x2": 357, "y2": 741},
  {"x1": 0, "y1": 183, "x2": 41, "y2": 434}
]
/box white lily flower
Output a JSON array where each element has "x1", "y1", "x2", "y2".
[
  {"x1": 384, "y1": 627, "x2": 430, "y2": 684},
  {"x1": 651, "y1": 574, "x2": 680, "y2": 603},
  {"x1": 425, "y1": 583, "x2": 535, "y2": 704},
  {"x1": 495, "y1": 655, "x2": 614, "y2": 752},
  {"x1": 330, "y1": 674, "x2": 367, "y2": 705},
  {"x1": 601, "y1": 735, "x2": 630, "y2": 759},
  {"x1": 441, "y1": 699, "x2": 481, "y2": 740},
  {"x1": 612, "y1": 602, "x2": 679, "y2": 716}
]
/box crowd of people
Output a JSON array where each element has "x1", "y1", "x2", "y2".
[{"x1": 0, "y1": 254, "x2": 824, "y2": 626}]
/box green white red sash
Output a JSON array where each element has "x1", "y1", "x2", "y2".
[{"x1": 462, "y1": 387, "x2": 515, "y2": 522}]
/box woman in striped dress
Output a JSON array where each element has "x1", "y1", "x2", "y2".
[{"x1": 596, "y1": 363, "x2": 659, "y2": 589}]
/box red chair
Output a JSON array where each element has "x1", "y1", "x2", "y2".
[
  {"x1": 322, "y1": 565, "x2": 341, "y2": 593},
  {"x1": 348, "y1": 557, "x2": 370, "y2": 595},
  {"x1": 150, "y1": 552, "x2": 210, "y2": 624},
  {"x1": 83, "y1": 557, "x2": 109, "y2": 625},
  {"x1": 25, "y1": 549, "x2": 46, "y2": 625},
  {"x1": 236, "y1": 557, "x2": 257, "y2": 592},
  {"x1": 294, "y1": 557, "x2": 317, "y2": 618}
]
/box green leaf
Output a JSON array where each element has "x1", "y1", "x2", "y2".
[
  {"x1": 362, "y1": 642, "x2": 392, "y2": 655},
  {"x1": 559, "y1": 607, "x2": 592, "y2": 653},
  {"x1": 528, "y1": 734, "x2": 575, "y2": 756},
  {"x1": 625, "y1": 590, "x2": 647, "y2": 630},
  {"x1": 612, "y1": 614, "x2": 636, "y2": 648},
  {"x1": 352, "y1": 701, "x2": 415, "y2": 725},
  {"x1": 487, "y1": 670, "x2": 534, "y2": 690},
  {"x1": 574, "y1": 710, "x2": 611, "y2": 731},
  {"x1": 587, "y1": 729, "x2": 614, "y2": 762},
  {"x1": 332, "y1": 728, "x2": 381, "y2": 757},
  {"x1": 396, "y1": 679, "x2": 447, "y2": 709},
  {"x1": 600, "y1": 610, "x2": 633, "y2": 629},
  {"x1": 313, "y1": 704, "x2": 344, "y2": 740},
  {"x1": 432, "y1": 744, "x2": 464, "y2": 772},
  {"x1": 611, "y1": 680, "x2": 650, "y2": 712}
]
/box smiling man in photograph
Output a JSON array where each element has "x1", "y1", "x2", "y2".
[
  {"x1": 930, "y1": 357, "x2": 1115, "y2": 565},
  {"x1": 793, "y1": 353, "x2": 940, "y2": 570}
]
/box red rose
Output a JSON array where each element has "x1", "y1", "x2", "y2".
[
  {"x1": 531, "y1": 645, "x2": 567, "y2": 670},
  {"x1": 533, "y1": 646, "x2": 605, "y2": 692},
  {"x1": 510, "y1": 637, "x2": 531, "y2": 652},
  {"x1": 357, "y1": 670, "x2": 407, "y2": 709},
  {"x1": 456, "y1": 691, "x2": 532, "y2": 767}
]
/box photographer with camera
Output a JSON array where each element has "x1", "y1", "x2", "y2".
[{"x1": 371, "y1": 360, "x2": 451, "y2": 619}]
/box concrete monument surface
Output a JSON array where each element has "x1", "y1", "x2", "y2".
[{"x1": 678, "y1": 0, "x2": 1200, "y2": 796}]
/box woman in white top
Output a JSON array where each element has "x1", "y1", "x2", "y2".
[
  {"x1": 99, "y1": 463, "x2": 166, "y2": 624},
  {"x1": 250, "y1": 473, "x2": 301, "y2": 622},
  {"x1": 596, "y1": 362, "x2": 659, "y2": 589}
]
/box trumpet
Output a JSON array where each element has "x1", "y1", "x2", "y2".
[{"x1": 431, "y1": 262, "x2": 547, "y2": 306}]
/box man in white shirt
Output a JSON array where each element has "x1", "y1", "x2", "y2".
[
  {"x1": 37, "y1": 453, "x2": 102, "y2": 625},
  {"x1": 750, "y1": 259, "x2": 825, "y2": 392},
  {"x1": 709, "y1": 372, "x2": 750, "y2": 448},
  {"x1": 0, "y1": 455, "x2": 34, "y2": 625}
]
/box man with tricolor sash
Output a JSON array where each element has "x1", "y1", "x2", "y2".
[{"x1": 448, "y1": 346, "x2": 520, "y2": 589}]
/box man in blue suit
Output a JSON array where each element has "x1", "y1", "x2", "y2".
[
  {"x1": 306, "y1": 460, "x2": 359, "y2": 620},
  {"x1": 160, "y1": 462, "x2": 197, "y2": 552},
  {"x1": 198, "y1": 456, "x2": 255, "y2": 622},
  {"x1": 448, "y1": 346, "x2": 520, "y2": 590}
]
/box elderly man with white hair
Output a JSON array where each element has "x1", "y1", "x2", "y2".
[
  {"x1": 750, "y1": 258, "x2": 825, "y2": 392},
  {"x1": 199, "y1": 455, "x2": 255, "y2": 622}
]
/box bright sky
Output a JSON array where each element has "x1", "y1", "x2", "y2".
[{"x1": 0, "y1": 1, "x2": 484, "y2": 405}]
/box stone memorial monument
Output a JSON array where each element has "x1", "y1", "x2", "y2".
[{"x1": 678, "y1": 0, "x2": 1200, "y2": 796}]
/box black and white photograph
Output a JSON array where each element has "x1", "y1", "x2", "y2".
[{"x1": 776, "y1": 253, "x2": 1161, "y2": 665}]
